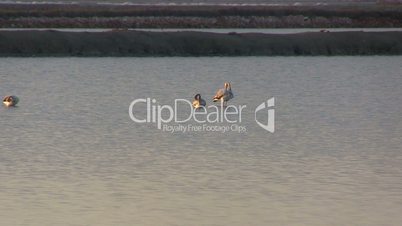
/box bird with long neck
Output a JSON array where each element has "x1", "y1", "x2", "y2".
[{"x1": 213, "y1": 82, "x2": 234, "y2": 106}]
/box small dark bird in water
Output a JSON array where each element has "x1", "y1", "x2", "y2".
[
  {"x1": 192, "y1": 93, "x2": 206, "y2": 109},
  {"x1": 3, "y1": 95, "x2": 19, "y2": 107}
]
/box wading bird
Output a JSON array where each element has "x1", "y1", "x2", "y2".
[{"x1": 213, "y1": 82, "x2": 233, "y2": 106}]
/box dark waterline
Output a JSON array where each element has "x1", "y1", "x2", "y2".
[{"x1": 0, "y1": 30, "x2": 402, "y2": 56}]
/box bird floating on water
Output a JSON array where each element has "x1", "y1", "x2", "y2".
[
  {"x1": 3, "y1": 95, "x2": 19, "y2": 107},
  {"x1": 213, "y1": 82, "x2": 233, "y2": 106},
  {"x1": 192, "y1": 93, "x2": 206, "y2": 109}
]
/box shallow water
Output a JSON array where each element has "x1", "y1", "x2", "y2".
[{"x1": 0, "y1": 57, "x2": 401, "y2": 225}]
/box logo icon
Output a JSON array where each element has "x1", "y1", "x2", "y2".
[{"x1": 255, "y1": 97, "x2": 275, "y2": 133}]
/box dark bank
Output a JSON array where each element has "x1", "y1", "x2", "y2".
[{"x1": 0, "y1": 30, "x2": 401, "y2": 56}]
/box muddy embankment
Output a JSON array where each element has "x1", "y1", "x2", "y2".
[{"x1": 1, "y1": 3, "x2": 402, "y2": 28}]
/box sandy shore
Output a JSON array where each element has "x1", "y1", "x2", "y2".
[{"x1": 0, "y1": 30, "x2": 401, "y2": 56}]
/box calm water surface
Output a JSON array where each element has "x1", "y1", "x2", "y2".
[{"x1": 0, "y1": 57, "x2": 401, "y2": 225}]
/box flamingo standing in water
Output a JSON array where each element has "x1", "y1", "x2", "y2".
[{"x1": 213, "y1": 82, "x2": 233, "y2": 106}]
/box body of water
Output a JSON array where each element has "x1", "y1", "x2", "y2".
[{"x1": 0, "y1": 56, "x2": 401, "y2": 225}]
